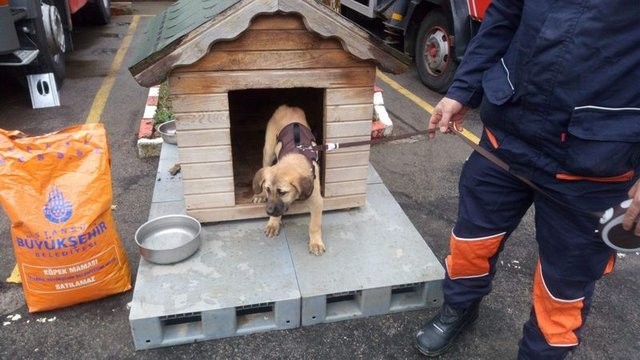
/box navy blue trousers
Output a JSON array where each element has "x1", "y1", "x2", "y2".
[{"x1": 441, "y1": 138, "x2": 627, "y2": 359}]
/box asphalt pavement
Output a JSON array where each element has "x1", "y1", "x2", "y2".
[{"x1": 0, "y1": 3, "x2": 639, "y2": 359}]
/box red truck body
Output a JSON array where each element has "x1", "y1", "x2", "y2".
[
  {"x1": 468, "y1": 0, "x2": 491, "y2": 20},
  {"x1": 69, "y1": 0, "x2": 89, "y2": 14}
]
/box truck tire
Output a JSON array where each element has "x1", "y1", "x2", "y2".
[
  {"x1": 73, "y1": 0, "x2": 110, "y2": 26},
  {"x1": 26, "y1": 2, "x2": 66, "y2": 88},
  {"x1": 415, "y1": 10, "x2": 457, "y2": 93},
  {"x1": 88, "y1": 0, "x2": 111, "y2": 25}
]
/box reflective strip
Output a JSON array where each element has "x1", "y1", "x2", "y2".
[
  {"x1": 533, "y1": 262, "x2": 583, "y2": 347},
  {"x1": 574, "y1": 105, "x2": 640, "y2": 112},
  {"x1": 445, "y1": 231, "x2": 505, "y2": 279},
  {"x1": 501, "y1": 58, "x2": 515, "y2": 91},
  {"x1": 391, "y1": 13, "x2": 403, "y2": 21}
]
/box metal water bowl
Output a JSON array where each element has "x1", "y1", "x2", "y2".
[
  {"x1": 135, "y1": 214, "x2": 202, "y2": 264},
  {"x1": 156, "y1": 120, "x2": 177, "y2": 144}
]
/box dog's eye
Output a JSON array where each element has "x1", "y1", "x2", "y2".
[
  {"x1": 277, "y1": 189, "x2": 287, "y2": 196},
  {"x1": 265, "y1": 187, "x2": 271, "y2": 194}
]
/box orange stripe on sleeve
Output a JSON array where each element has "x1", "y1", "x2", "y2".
[{"x1": 533, "y1": 261, "x2": 583, "y2": 347}]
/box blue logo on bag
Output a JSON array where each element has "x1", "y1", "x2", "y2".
[{"x1": 43, "y1": 186, "x2": 73, "y2": 224}]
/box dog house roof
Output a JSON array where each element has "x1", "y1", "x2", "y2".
[{"x1": 129, "y1": 0, "x2": 409, "y2": 87}]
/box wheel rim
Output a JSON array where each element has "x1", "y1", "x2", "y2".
[
  {"x1": 41, "y1": 3, "x2": 66, "y2": 54},
  {"x1": 422, "y1": 26, "x2": 450, "y2": 77}
]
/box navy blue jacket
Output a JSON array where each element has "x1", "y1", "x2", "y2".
[{"x1": 447, "y1": 0, "x2": 640, "y2": 182}]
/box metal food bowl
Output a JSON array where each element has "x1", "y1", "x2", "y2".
[
  {"x1": 156, "y1": 120, "x2": 177, "y2": 144},
  {"x1": 135, "y1": 214, "x2": 202, "y2": 264}
]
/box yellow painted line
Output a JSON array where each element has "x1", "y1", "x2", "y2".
[
  {"x1": 376, "y1": 70, "x2": 435, "y2": 114},
  {"x1": 376, "y1": 70, "x2": 480, "y2": 144},
  {"x1": 458, "y1": 128, "x2": 480, "y2": 144},
  {"x1": 85, "y1": 16, "x2": 140, "y2": 124}
]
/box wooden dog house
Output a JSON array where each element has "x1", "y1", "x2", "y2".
[{"x1": 129, "y1": 0, "x2": 408, "y2": 223}]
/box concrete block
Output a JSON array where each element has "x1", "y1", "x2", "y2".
[{"x1": 137, "y1": 137, "x2": 163, "y2": 158}]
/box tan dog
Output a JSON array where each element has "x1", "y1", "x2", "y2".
[{"x1": 252, "y1": 105, "x2": 325, "y2": 255}]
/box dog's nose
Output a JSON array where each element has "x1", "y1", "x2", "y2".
[
  {"x1": 266, "y1": 203, "x2": 279, "y2": 216},
  {"x1": 266, "y1": 201, "x2": 287, "y2": 216}
]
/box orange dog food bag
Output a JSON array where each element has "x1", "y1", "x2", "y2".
[{"x1": 0, "y1": 123, "x2": 131, "y2": 312}]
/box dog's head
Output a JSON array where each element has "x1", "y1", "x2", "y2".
[{"x1": 252, "y1": 165, "x2": 314, "y2": 217}]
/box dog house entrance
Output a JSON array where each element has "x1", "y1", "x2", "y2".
[{"x1": 228, "y1": 88, "x2": 325, "y2": 205}]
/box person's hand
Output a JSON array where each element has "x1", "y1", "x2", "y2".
[
  {"x1": 623, "y1": 178, "x2": 640, "y2": 235},
  {"x1": 428, "y1": 97, "x2": 469, "y2": 139}
]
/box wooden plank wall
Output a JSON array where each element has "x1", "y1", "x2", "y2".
[{"x1": 169, "y1": 14, "x2": 375, "y2": 222}]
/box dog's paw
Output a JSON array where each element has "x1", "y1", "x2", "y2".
[
  {"x1": 252, "y1": 194, "x2": 267, "y2": 203},
  {"x1": 264, "y1": 220, "x2": 281, "y2": 237},
  {"x1": 308, "y1": 241, "x2": 325, "y2": 256}
]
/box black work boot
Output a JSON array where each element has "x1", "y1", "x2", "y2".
[{"x1": 415, "y1": 301, "x2": 480, "y2": 357}]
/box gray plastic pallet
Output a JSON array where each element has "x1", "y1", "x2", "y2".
[
  {"x1": 129, "y1": 143, "x2": 444, "y2": 349},
  {"x1": 129, "y1": 216, "x2": 301, "y2": 350},
  {"x1": 284, "y1": 180, "x2": 444, "y2": 326}
]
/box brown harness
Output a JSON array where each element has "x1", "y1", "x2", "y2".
[{"x1": 278, "y1": 122, "x2": 318, "y2": 178}]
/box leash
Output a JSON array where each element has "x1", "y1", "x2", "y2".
[
  {"x1": 298, "y1": 129, "x2": 435, "y2": 152},
  {"x1": 301, "y1": 124, "x2": 602, "y2": 218},
  {"x1": 447, "y1": 124, "x2": 603, "y2": 219},
  {"x1": 300, "y1": 122, "x2": 639, "y2": 251},
  {"x1": 447, "y1": 125, "x2": 640, "y2": 252}
]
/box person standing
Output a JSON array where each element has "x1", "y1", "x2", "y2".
[{"x1": 415, "y1": 0, "x2": 640, "y2": 358}]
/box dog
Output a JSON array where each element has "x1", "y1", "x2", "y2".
[{"x1": 252, "y1": 105, "x2": 325, "y2": 255}]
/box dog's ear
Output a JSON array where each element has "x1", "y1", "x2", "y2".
[
  {"x1": 252, "y1": 168, "x2": 266, "y2": 194},
  {"x1": 294, "y1": 175, "x2": 314, "y2": 201}
]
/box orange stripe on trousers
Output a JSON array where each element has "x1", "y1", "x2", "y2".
[
  {"x1": 533, "y1": 261, "x2": 583, "y2": 347},
  {"x1": 446, "y1": 232, "x2": 505, "y2": 279}
]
